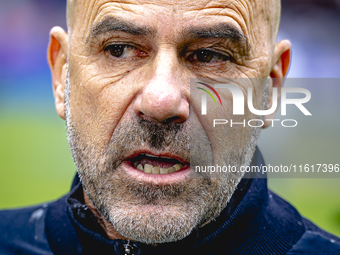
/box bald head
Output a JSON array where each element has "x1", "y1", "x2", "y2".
[{"x1": 66, "y1": 0, "x2": 281, "y2": 45}]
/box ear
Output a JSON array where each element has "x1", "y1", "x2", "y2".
[
  {"x1": 47, "y1": 26, "x2": 68, "y2": 120},
  {"x1": 263, "y1": 39, "x2": 291, "y2": 128}
]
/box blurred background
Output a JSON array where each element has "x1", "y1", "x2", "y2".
[{"x1": 0, "y1": 0, "x2": 340, "y2": 237}]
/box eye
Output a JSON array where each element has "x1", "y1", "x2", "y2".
[
  {"x1": 187, "y1": 49, "x2": 232, "y2": 63},
  {"x1": 104, "y1": 44, "x2": 148, "y2": 59}
]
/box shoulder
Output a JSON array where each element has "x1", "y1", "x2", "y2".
[
  {"x1": 266, "y1": 190, "x2": 340, "y2": 254},
  {"x1": 0, "y1": 204, "x2": 53, "y2": 255},
  {"x1": 287, "y1": 217, "x2": 340, "y2": 255}
]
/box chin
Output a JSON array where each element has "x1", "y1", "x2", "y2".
[{"x1": 108, "y1": 203, "x2": 200, "y2": 244}]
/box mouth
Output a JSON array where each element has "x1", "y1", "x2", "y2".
[
  {"x1": 123, "y1": 152, "x2": 190, "y2": 184},
  {"x1": 132, "y1": 153, "x2": 186, "y2": 174}
]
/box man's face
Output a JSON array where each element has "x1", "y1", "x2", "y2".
[{"x1": 59, "y1": 0, "x2": 280, "y2": 244}]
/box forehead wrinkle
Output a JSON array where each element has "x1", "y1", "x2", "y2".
[
  {"x1": 230, "y1": 0, "x2": 278, "y2": 60},
  {"x1": 70, "y1": 0, "x2": 277, "y2": 55},
  {"x1": 181, "y1": 0, "x2": 252, "y2": 47},
  {"x1": 103, "y1": 0, "x2": 234, "y2": 8},
  {"x1": 201, "y1": 0, "x2": 277, "y2": 46},
  {"x1": 80, "y1": 0, "x2": 153, "y2": 42},
  {"x1": 90, "y1": 16, "x2": 156, "y2": 38},
  {"x1": 225, "y1": 0, "x2": 252, "y2": 39}
]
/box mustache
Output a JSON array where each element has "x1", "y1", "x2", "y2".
[
  {"x1": 105, "y1": 113, "x2": 191, "y2": 169},
  {"x1": 67, "y1": 110, "x2": 213, "y2": 175}
]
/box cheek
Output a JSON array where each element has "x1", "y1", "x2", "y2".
[
  {"x1": 68, "y1": 63, "x2": 144, "y2": 147},
  {"x1": 192, "y1": 81, "x2": 263, "y2": 162}
]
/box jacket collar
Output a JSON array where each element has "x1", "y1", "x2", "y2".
[{"x1": 45, "y1": 147, "x2": 305, "y2": 255}]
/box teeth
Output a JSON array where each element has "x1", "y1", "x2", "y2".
[
  {"x1": 168, "y1": 167, "x2": 175, "y2": 174},
  {"x1": 134, "y1": 162, "x2": 185, "y2": 174},
  {"x1": 144, "y1": 153, "x2": 159, "y2": 158},
  {"x1": 144, "y1": 153, "x2": 173, "y2": 160},
  {"x1": 144, "y1": 164, "x2": 153, "y2": 174},
  {"x1": 160, "y1": 168, "x2": 168, "y2": 174},
  {"x1": 152, "y1": 166, "x2": 160, "y2": 174},
  {"x1": 173, "y1": 164, "x2": 181, "y2": 171}
]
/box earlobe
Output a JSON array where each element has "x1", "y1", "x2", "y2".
[
  {"x1": 47, "y1": 26, "x2": 68, "y2": 120},
  {"x1": 263, "y1": 40, "x2": 291, "y2": 129}
]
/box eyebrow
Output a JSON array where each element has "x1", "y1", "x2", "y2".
[
  {"x1": 87, "y1": 17, "x2": 250, "y2": 55},
  {"x1": 181, "y1": 23, "x2": 251, "y2": 55},
  {"x1": 87, "y1": 17, "x2": 157, "y2": 44}
]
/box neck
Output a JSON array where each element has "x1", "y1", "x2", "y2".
[{"x1": 83, "y1": 187, "x2": 133, "y2": 241}]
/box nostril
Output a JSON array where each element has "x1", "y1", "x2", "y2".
[
  {"x1": 138, "y1": 111, "x2": 182, "y2": 124},
  {"x1": 163, "y1": 116, "x2": 182, "y2": 124}
]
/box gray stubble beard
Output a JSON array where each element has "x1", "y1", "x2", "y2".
[{"x1": 64, "y1": 68, "x2": 266, "y2": 244}]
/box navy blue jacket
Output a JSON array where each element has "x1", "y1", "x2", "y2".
[{"x1": 1, "y1": 148, "x2": 340, "y2": 255}]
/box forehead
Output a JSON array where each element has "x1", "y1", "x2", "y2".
[{"x1": 70, "y1": 0, "x2": 267, "y2": 42}]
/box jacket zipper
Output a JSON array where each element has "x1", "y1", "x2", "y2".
[{"x1": 124, "y1": 240, "x2": 135, "y2": 255}]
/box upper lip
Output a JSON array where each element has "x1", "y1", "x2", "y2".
[{"x1": 124, "y1": 150, "x2": 189, "y2": 165}]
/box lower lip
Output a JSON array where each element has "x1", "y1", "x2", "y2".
[{"x1": 122, "y1": 161, "x2": 191, "y2": 185}]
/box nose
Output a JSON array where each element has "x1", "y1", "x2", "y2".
[{"x1": 134, "y1": 48, "x2": 189, "y2": 124}]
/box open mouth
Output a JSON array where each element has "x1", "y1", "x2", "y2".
[{"x1": 131, "y1": 153, "x2": 187, "y2": 175}]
